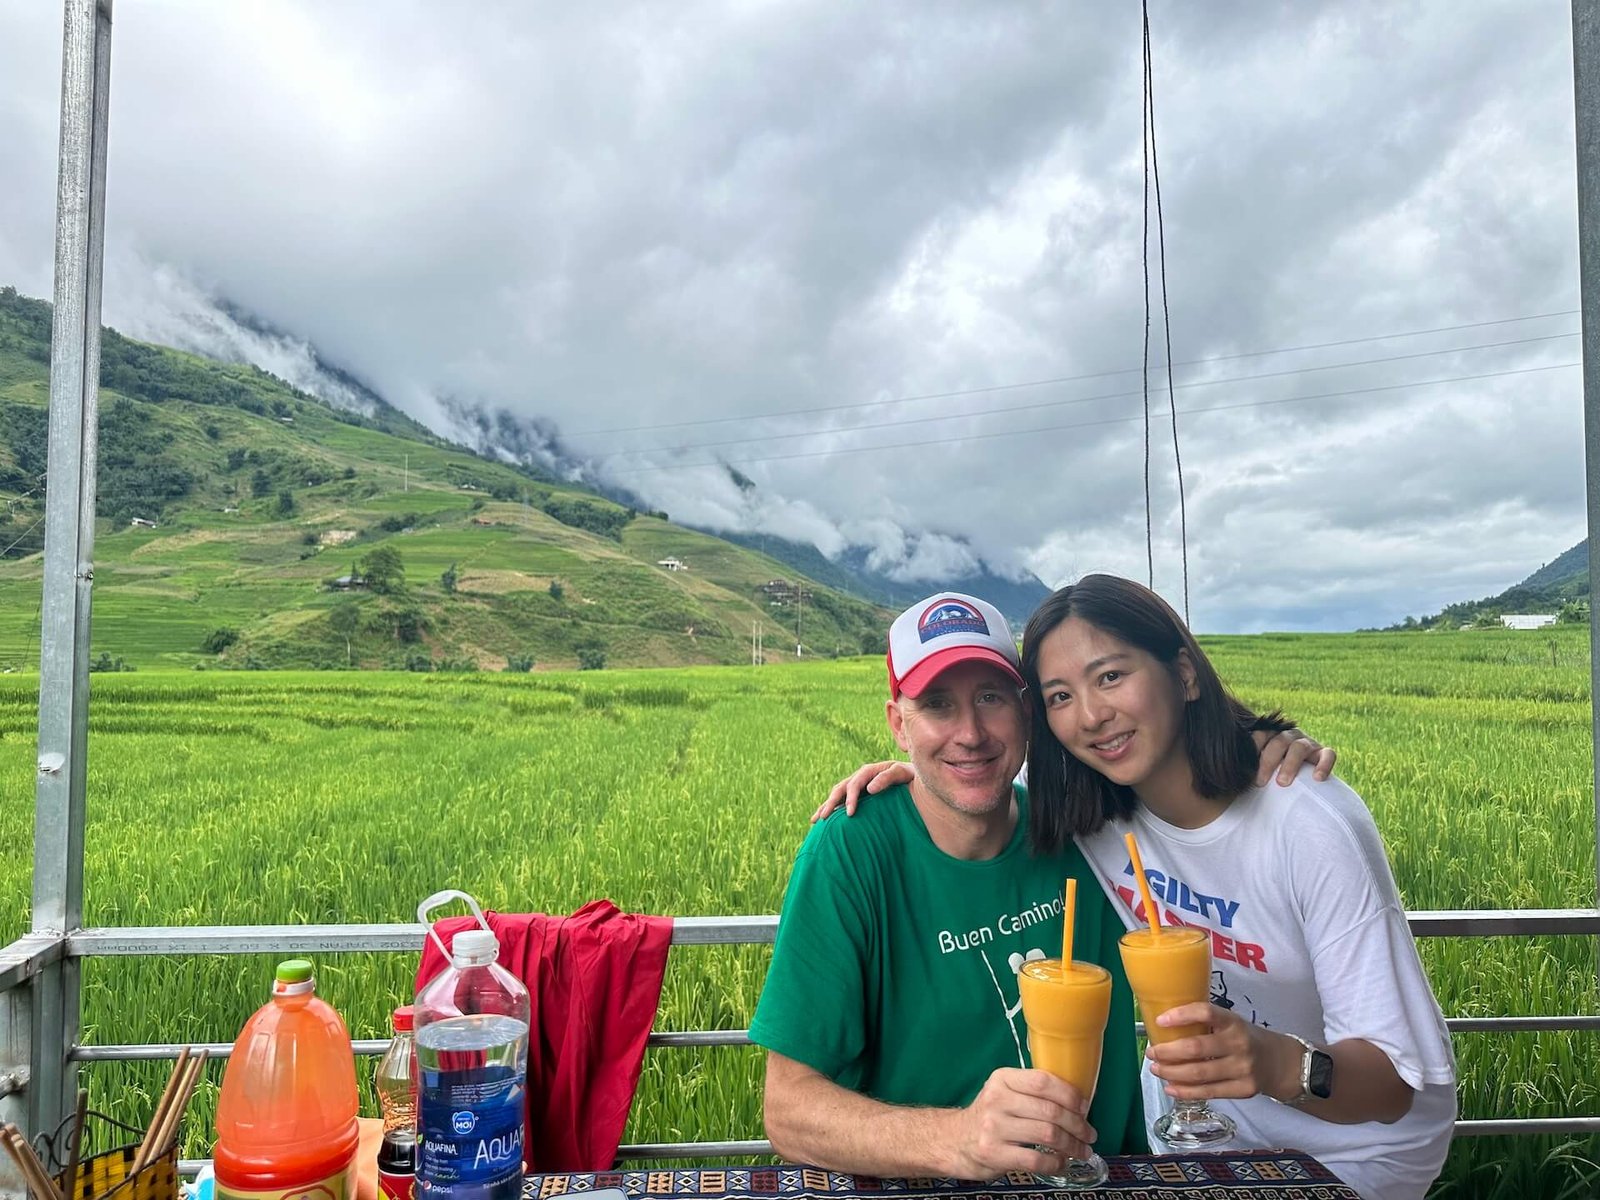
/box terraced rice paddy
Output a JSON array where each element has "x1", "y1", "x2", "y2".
[{"x1": 0, "y1": 625, "x2": 1594, "y2": 1196}]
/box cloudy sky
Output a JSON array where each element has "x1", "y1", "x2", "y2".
[{"x1": 0, "y1": 1, "x2": 1586, "y2": 631}]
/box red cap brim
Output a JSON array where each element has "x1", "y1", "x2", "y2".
[{"x1": 892, "y1": 646, "x2": 1024, "y2": 700}]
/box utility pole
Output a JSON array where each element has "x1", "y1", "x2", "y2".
[
  {"x1": 1571, "y1": 0, "x2": 1600, "y2": 976},
  {"x1": 795, "y1": 585, "x2": 803, "y2": 657}
]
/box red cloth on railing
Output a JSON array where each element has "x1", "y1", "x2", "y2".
[{"x1": 416, "y1": 900, "x2": 673, "y2": 1171}]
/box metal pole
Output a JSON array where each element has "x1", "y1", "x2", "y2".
[
  {"x1": 1573, "y1": 0, "x2": 1600, "y2": 987},
  {"x1": 0, "y1": 989, "x2": 29, "y2": 1198},
  {"x1": 30, "y1": 0, "x2": 113, "y2": 1143}
]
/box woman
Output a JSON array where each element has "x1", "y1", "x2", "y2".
[{"x1": 822, "y1": 575, "x2": 1455, "y2": 1200}]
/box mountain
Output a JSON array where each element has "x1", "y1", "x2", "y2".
[
  {"x1": 422, "y1": 408, "x2": 1053, "y2": 627},
  {"x1": 709, "y1": 528, "x2": 1051, "y2": 627},
  {"x1": 0, "y1": 286, "x2": 889, "y2": 670},
  {"x1": 1383, "y1": 538, "x2": 1589, "y2": 630},
  {"x1": 1520, "y1": 540, "x2": 1588, "y2": 592}
]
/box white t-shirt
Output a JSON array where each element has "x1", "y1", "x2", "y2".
[{"x1": 1075, "y1": 772, "x2": 1457, "y2": 1200}]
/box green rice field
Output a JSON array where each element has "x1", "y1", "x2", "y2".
[{"x1": 0, "y1": 624, "x2": 1596, "y2": 1197}]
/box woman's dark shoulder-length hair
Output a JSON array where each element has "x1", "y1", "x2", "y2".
[{"x1": 1020, "y1": 573, "x2": 1292, "y2": 855}]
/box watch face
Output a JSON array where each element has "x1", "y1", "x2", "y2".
[{"x1": 1308, "y1": 1048, "x2": 1335, "y2": 1099}]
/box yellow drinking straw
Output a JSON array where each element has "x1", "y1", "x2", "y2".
[
  {"x1": 1061, "y1": 877, "x2": 1077, "y2": 965},
  {"x1": 1124, "y1": 831, "x2": 1164, "y2": 933}
]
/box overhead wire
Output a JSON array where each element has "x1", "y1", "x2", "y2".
[
  {"x1": 0, "y1": 477, "x2": 47, "y2": 558},
  {"x1": 566, "y1": 308, "x2": 1580, "y2": 438},
  {"x1": 607, "y1": 360, "x2": 1577, "y2": 476},
  {"x1": 1144, "y1": 0, "x2": 1188, "y2": 618},
  {"x1": 0, "y1": 515, "x2": 47, "y2": 559},
  {"x1": 2, "y1": 477, "x2": 48, "y2": 507},
  {"x1": 587, "y1": 331, "x2": 1577, "y2": 463},
  {"x1": 1141, "y1": 0, "x2": 1154, "y2": 589}
]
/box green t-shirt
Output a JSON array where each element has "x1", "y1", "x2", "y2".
[{"x1": 750, "y1": 784, "x2": 1145, "y2": 1156}]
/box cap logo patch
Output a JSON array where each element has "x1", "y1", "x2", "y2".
[{"x1": 917, "y1": 599, "x2": 989, "y2": 643}]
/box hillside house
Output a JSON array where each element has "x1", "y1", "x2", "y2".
[
  {"x1": 1501, "y1": 613, "x2": 1558, "y2": 630},
  {"x1": 656, "y1": 557, "x2": 688, "y2": 571},
  {"x1": 760, "y1": 579, "x2": 811, "y2": 607},
  {"x1": 328, "y1": 574, "x2": 368, "y2": 592},
  {"x1": 129, "y1": 517, "x2": 156, "y2": 529}
]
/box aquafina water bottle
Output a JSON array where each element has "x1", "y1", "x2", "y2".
[{"x1": 414, "y1": 890, "x2": 531, "y2": 1200}]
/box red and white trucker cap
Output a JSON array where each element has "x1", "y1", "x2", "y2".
[{"x1": 887, "y1": 592, "x2": 1023, "y2": 700}]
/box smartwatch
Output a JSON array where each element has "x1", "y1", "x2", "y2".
[{"x1": 1277, "y1": 1033, "x2": 1334, "y2": 1106}]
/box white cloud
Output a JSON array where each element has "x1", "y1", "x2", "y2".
[
  {"x1": 0, "y1": 1, "x2": 1584, "y2": 630},
  {"x1": 106, "y1": 258, "x2": 382, "y2": 416}
]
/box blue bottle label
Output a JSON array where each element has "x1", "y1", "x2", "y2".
[{"x1": 418, "y1": 1063, "x2": 525, "y2": 1193}]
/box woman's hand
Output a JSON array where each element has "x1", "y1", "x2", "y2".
[
  {"x1": 1149, "y1": 1005, "x2": 1416, "y2": 1124},
  {"x1": 1144, "y1": 1003, "x2": 1300, "y2": 1102},
  {"x1": 812, "y1": 760, "x2": 913, "y2": 822},
  {"x1": 1252, "y1": 728, "x2": 1336, "y2": 787}
]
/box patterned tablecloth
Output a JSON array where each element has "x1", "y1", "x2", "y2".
[{"x1": 522, "y1": 1152, "x2": 1361, "y2": 1199}]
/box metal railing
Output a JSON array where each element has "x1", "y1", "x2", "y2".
[
  {"x1": 5, "y1": 906, "x2": 1600, "y2": 1175},
  {"x1": 5, "y1": 0, "x2": 1600, "y2": 1192}
]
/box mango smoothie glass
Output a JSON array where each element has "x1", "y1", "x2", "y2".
[
  {"x1": 1118, "y1": 926, "x2": 1235, "y2": 1148},
  {"x1": 1017, "y1": 959, "x2": 1111, "y2": 1190}
]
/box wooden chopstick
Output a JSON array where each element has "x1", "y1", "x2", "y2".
[
  {"x1": 1, "y1": 1124, "x2": 63, "y2": 1200},
  {"x1": 63, "y1": 1087, "x2": 88, "y2": 1200},
  {"x1": 147, "y1": 1049, "x2": 208, "y2": 1165},
  {"x1": 133, "y1": 1047, "x2": 190, "y2": 1172}
]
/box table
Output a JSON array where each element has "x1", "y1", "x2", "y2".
[{"x1": 522, "y1": 1152, "x2": 1361, "y2": 1199}]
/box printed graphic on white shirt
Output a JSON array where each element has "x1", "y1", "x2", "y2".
[
  {"x1": 1112, "y1": 857, "x2": 1269, "y2": 974},
  {"x1": 1109, "y1": 854, "x2": 1278, "y2": 1030}
]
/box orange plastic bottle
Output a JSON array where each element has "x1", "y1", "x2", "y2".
[{"x1": 215, "y1": 959, "x2": 360, "y2": 1200}]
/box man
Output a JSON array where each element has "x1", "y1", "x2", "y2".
[{"x1": 748, "y1": 592, "x2": 1145, "y2": 1180}]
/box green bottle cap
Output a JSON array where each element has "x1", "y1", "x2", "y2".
[{"x1": 276, "y1": 959, "x2": 314, "y2": 985}]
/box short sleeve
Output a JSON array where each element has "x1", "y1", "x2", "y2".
[
  {"x1": 1310, "y1": 908, "x2": 1456, "y2": 1088},
  {"x1": 1288, "y1": 786, "x2": 1455, "y2": 1089},
  {"x1": 748, "y1": 827, "x2": 876, "y2": 1082}
]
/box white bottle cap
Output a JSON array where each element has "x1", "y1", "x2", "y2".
[{"x1": 452, "y1": 929, "x2": 499, "y2": 966}]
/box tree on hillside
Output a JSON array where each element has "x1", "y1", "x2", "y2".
[
  {"x1": 362, "y1": 545, "x2": 405, "y2": 595},
  {"x1": 329, "y1": 601, "x2": 361, "y2": 666},
  {"x1": 540, "y1": 495, "x2": 632, "y2": 540},
  {"x1": 441, "y1": 562, "x2": 458, "y2": 594},
  {"x1": 276, "y1": 488, "x2": 296, "y2": 517},
  {"x1": 575, "y1": 638, "x2": 607, "y2": 670},
  {"x1": 94, "y1": 397, "x2": 195, "y2": 523},
  {"x1": 201, "y1": 627, "x2": 239, "y2": 655},
  {"x1": 379, "y1": 601, "x2": 427, "y2": 644}
]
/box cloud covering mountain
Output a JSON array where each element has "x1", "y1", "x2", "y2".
[{"x1": 0, "y1": 2, "x2": 1585, "y2": 630}]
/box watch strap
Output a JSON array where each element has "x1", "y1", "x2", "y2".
[{"x1": 1275, "y1": 1032, "x2": 1324, "y2": 1107}]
